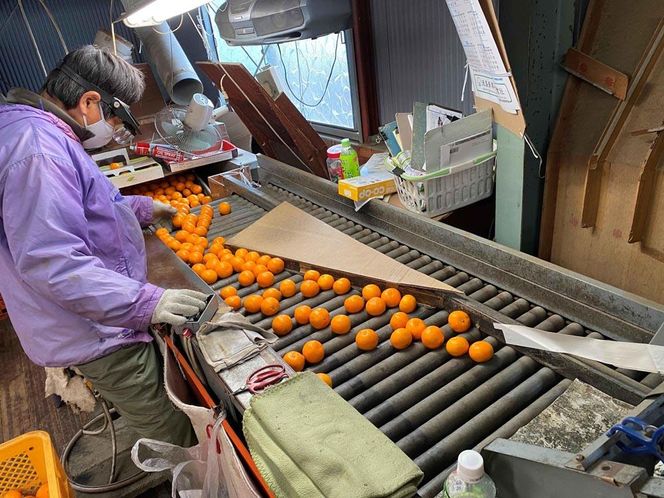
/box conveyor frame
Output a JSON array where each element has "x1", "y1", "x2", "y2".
[{"x1": 215, "y1": 154, "x2": 664, "y2": 405}]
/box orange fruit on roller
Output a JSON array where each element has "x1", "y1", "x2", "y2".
[
  {"x1": 344, "y1": 295, "x2": 365, "y2": 314},
  {"x1": 365, "y1": 297, "x2": 387, "y2": 316},
  {"x1": 294, "y1": 305, "x2": 312, "y2": 325},
  {"x1": 200, "y1": 269, "x2": 217, "y2": 285},
  {"x1": 279, "y1": 279, "x2": 297, "y2": 298},
  {"x1": 167, "y1": 239, "x2": 182, "y2": 251},
  {"x1": 381, "y1": 288, "x2": 402, "y2": 308},
  {"x1": 421, "y1": 326, "x2": 445, "y2": 349},
  {"x1": 283, "y1": 351, "x2": 305, "y2": 372},
  {"x1": 271, "y1": 315, "x2": 293, "y2": 336},
  {"x1": 332, "y1": 277, "x2": 352, "y2": 295},
  {"x1": 262, "y1": 288, "x2": 282, "y2": 301},
  {"x1": 260, "y1": 296, "x2": 280, "y2": 316},
  {"x1": 303, "y1": 269, "x2": 320, "y2": 281},
  {"x1": 355, "y1": 328, "x2": 379, "y2": 351},
  {"x1": 330, "y1": 314, "x2": 352, "y2": 334},
  {"x1": 362, "y1": 284, "x2": 381, "y2": 300},
  {"x1": 193, "y1": 226, "x2": 207, "y2": 236},
  {"x1": 242, "y1": 260, "x2": 257, "y2": 273},
  {"x1": 300, "y1": 280, "x2": 320, "y2": 298},
  {"x1": 399, "y1": 294, "x2": 417, "y2": 313},
  {"x1": 243, "y1": 294, "x2": 264, "y2": 314},
  {"x1": 468, "y1": 340, "x2": 494, "y2": 363},
  {"x1": 246, "y1": 251, "x2": 260, "y2": 262},
  {"x1": 406, "y1": 318, "x2": 426, "y2": 340},
  {"x1": 225, "y1": 295, "x2": 241, "y2": 310},
  {"x1": 220, "y1": 286, "x2": 237, "y2": 299},
  {"x1": 214, "y1": 261, "x2": 233, "y2": 279},
  {"x1": 188, "y1": 252, "x2": 203, "y2": 265},
  {"x1": 256, "y1": 271, "x2": 275, "y2": 288},
  {"x1": 317, "y1": 274, "x2": 335, "y2": 291},
  {"x1": 230, "y1": 256, "x2": 245, "y2": 273},
  {"x1": 252, "y1": 264, "x2": 268, "y2": 277},
  {"x1": 176, "y1": 249, "x2": 190, "y2": 262},
  {"x1": 446, "y1": 336, "x2": 470, "y2": 357},
  {"x1": 317, "y1": 373, "x2": 333, "y2": 387},
  {"x1": 235, "y1": 248, "x2": 249, "y2": 259},
  {"x1": 390, "y1": 328, "x2": 413, "y2": 350},
  {"x1": 309, "y1": 308, "x2": 331, "y2": 330},
  {"x1": 213, "y1": 236, "x2": 226, "y2": 245},
  {"x1": 267, "y1": 257, "x2": 285, "y2": 274},
  {"x1": 218, "y1": 202, "x2": 232, "y2": 215},
  {"x1": 175, "y1": 230, "x2": 189, "y2": 242},
  {"x1": 191, "y1": 263, "x2": 206, "y2": 276},
  {"x1": 257, "y1": 254, "x2": 272, "y2": 266},
  {"x1": 238, "y1": 270, "x2": 255, "y2": 287},
  {"x1": 448, "y1": 310, "x2": 471, "y2": 333},
  {"x1": 302, "y1": 340, "x2": 325, "y2": 364},
  {"x1": 203, "y1": 252, "x2": 218, "y2": 263},
  {"x1": 389, "y1": 311, "x2": 410, "y2": 330}
]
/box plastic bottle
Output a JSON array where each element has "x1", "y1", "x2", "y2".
[
  {"x1": 339, "y1": 138, "x2": 360, "y2": 179},
  {"x1": 326, "y1": 144, "x2": 344, "y2": 183},
  {"x1": 443, "y1": 450, "x2": 496, "y2": 498}
]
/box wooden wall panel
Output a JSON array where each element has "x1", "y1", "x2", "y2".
[{"x1": 542, "y1": 1, "x2": 664, "y2": 304}]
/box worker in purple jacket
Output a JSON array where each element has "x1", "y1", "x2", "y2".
[{"x1": 0, "y1": 46, "x2": 205, "y2": 446}]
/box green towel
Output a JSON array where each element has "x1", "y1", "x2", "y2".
[{"x1": 243, "y1": 371, "x2": 423, "y2": 498}]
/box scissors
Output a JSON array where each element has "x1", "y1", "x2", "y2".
[{"x1": 232, "y1": 364, "x2": 288, "y2": 395}]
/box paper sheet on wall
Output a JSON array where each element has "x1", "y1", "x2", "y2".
[
  {"x1": 446, "y1": 0, "x2": 521, "y2": 114},
  {"x1": 496, "y1": 324, "x2": 664, "y2": 373}
]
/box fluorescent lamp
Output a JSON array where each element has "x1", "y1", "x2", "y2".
[{"x1": 121, "y1": 0, "x2": 209, "y2": 28}]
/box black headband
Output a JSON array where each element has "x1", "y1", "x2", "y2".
[{"x1": 58, "y1": 64, "x2": 141, "y2": 136}]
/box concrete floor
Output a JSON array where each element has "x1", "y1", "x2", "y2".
[{"x1": 0, "y1": 317, "x2": 169, "y2": 497}]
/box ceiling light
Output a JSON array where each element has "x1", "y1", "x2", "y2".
[{"x1": 121, "y1": 0, "x2": 209, "y2": 28}]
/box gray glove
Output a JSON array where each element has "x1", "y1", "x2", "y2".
[
  {"x1": 152, "y1": 200, "x2": 177, "y2": 222},
  {"x1": 151, "y1": 289, "x2": 208, "y2": 326}
]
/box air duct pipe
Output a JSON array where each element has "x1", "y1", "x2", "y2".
[{"x1": 120, "y1": 0, "x2": 203, "y2": 105}]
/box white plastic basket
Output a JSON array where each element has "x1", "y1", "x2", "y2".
[{"x1": 394, "y1": 151, "x2": 496, "y2": 217}]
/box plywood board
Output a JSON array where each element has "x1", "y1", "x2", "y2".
[
  {"x1": 197, "y1": 62, "x2": 329, "y2": 179},
  {"x1": 226, "y1": 202, "x2": 461, "y2": 304},
  {"x1": 542, "y1": 0, "x2": 664, "y2": 304}
]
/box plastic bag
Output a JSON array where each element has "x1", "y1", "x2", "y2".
[{"x1": 132, "y1": 415, "x2": 253, "y2": 498}]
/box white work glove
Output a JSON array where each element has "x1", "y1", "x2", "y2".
[
  {"x1": 151, "y1": 289, "x2": 208, "y2": 326},
  {"x1": 152, "y1": 200, "x2": 177, "y2": 222}
]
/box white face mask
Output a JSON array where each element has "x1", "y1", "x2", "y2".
[{"x1": 81, "y1": 103, "x2": 115, "y2": 150}]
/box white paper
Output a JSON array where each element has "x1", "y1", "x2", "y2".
[
  {"x1": 426, "y1": 105, "x2": 463, "y2": 132},
  {"x1": 497, "y1": 324, "x2": 664, "y2": 373},
  {"x1": 446, "y1": 0, "x2": 520, "y2": 114}
]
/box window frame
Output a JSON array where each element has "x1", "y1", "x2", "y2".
[{"x1": 202, "y1": 4, "x2": 361, "y2": 141}]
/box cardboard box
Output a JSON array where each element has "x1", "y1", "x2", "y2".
[{"x1": 338, "y1": 171, "x2": 397, "y2": 202}]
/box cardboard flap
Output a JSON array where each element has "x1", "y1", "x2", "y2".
[{"x1": 227, "y1": 203, "x2": 460, "y2": 297}]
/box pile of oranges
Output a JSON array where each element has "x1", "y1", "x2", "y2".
[
  {"x1": 123, "y1": 173, "x2": 212, "y2": 209},
  {"x1": 2, "y1": 483, "x2": 49, "y2": 498},
  {"x1": 387, "y1": 308, "x2": 494, "y2": 363},
  {"x1": 276, "y1": 281, "x2": 495, "y2": 384}
]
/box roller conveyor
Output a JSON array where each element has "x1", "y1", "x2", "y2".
[{"x1": 155, "y1": 155, "x2": 664, "y2": 496}]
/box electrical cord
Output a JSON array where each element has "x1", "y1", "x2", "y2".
[{"x1": 277, "y1": 31, "x2": 341, "y2": 108}]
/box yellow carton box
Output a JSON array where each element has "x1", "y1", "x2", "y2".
[{"x1": 338, "y1": 171, "x2": 397, "y2": 201}]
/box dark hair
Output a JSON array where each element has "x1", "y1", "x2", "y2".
[{"x1": 42, "y1": 45, "x2": 145, "y2": 115}]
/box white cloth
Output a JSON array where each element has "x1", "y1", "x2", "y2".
[{"x1": 44, "y1": 367, "x2": 96, "y2": 413}]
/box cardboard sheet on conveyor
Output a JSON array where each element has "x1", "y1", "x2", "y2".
[{"x1": 226, "y1": 202, "x2": 460, "y2": 302}]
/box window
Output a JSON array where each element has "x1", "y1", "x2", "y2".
[{"x1": 204, "y1": 4, "x2": 359, "y2": 137}]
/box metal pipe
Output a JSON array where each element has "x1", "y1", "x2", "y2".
[
  {"x1": 417, "y1": 375, "x2": 570, "y2": 497},
  {"x1": 384, "y1": 346, "x2": 528, "y2": 445},
  {"x1": 121, "y1": 0, "x2": 203, "y2": 105}
]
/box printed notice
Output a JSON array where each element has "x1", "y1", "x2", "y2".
[{"x1": 446, "y1": 0, "x2": 520, "y2": 114}]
